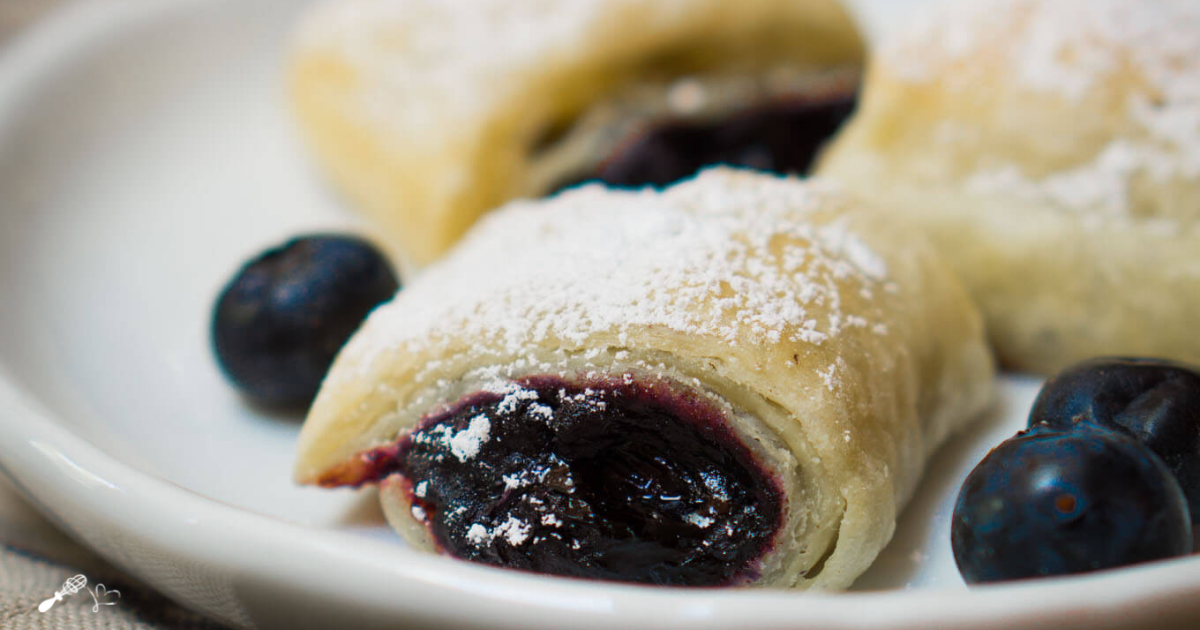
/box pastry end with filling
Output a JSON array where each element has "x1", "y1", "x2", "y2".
[{"x1": 318, "y1": 374, "x2": 786, "y2": 586}]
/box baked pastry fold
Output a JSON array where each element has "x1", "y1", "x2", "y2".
[
  {"x1": 295, "y1": 169, "x2": 994, "y2": 589},
  {"x1": 818, "y1": 0, "x2": 1200, "y2": 373},
  {"x1": 288, "y1": 0, "x2": 864, "y2": 264}
]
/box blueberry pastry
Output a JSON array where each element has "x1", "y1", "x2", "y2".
[
  {"x1": 818, "y1": 0, "x2": 1200, "y2": 374},
  {"x1": 294, "y1": 169, "x2": 995, "y2": 588},
  {"x1": 288, "y1": 0, "x2": 864, "y2": 264}
]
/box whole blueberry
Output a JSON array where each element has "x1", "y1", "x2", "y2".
[
  {"x1": 1029, "y1": 357, "x2": 1200, "y2": 520},
  {"x1": 212, "y1": 234, "x2": 399, "y2": 408},
  {"x1": 951, "y1": 424, "x2": 1191, "y2": 584}
]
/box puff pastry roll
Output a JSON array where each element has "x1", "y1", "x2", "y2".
[
  {"x1": 295, "y1": 169, "x2": 994, "y2": 589},
  {"x1": 288, "y1": 0, "x2": 864, "y2": 264},
  {"x1": 819, "y1": 0, "x2": 1200, "y2": 374}
]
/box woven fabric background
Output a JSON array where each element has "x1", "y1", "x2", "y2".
[
  {"x1": 0, "y1": 1, "x2": 232, "y2": 628},
  {"x1": 0, "y1": 483, "x2": 234, "y2": 628}
]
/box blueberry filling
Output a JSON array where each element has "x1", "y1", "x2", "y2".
[
  {"x1": 550, "y1": 91, "x2": 857, "y2": 192},
  {"x1": 348, "y1": 375, "x2": 784, "y2": 586}
]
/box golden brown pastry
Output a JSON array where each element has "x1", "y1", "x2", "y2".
[
  {"x1": 294, "y1": 169, "x2": 994, "y2": 589},
  {"x1": 819, "y1": 0, "x2": 1200, "y2": 373},
  {"x1": 288, "y1": 0, "x2": 864, "y2": 264}
]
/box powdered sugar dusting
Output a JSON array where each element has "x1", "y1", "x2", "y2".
[
  {"x1": 491, "y1": 382, "x2": 541, "y2": 415},
  {"x1": 887, "y1": 0, "x2": 1200, "y2": 101},
  {"x1": 349, "y1": 169, "x2": 891, "y2": 373},
  {"x1": 465, "y1": 523, "x2": 490, "y2": 545},
  {"x1": 448, "y1": 415, "x2": 491, "y2": 462},
  {"x1": 464, "y1": 516, "x2": 533, "y2": 547},
  {"x1": 883, "y1": 1, "x2": 997, "y2": 85},
  {"x1": 495, "y1": 516, "x2": 532, "y2": 546},
  {"x1": 885, "y1": 0, "x2": 1200, "y2": 217},
  {"x1": 815, "y1": 358, "x2": 845, "y2": 392},
  {"x1": 964, "y1": 140, "x2": 1176, "y2": 218}
]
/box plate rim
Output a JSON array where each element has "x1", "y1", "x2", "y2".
[{"x1": 0, "y1": 1, "x2": 1198, "y2": 629}]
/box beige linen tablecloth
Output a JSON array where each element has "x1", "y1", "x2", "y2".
[
  {"x1": 0, "y1": 4, "x2": 231, "y2": 628},
  {"x1": 0, "y1": 483, "x2": 231, "y2": 629}
]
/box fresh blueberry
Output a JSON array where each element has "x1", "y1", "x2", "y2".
[
  {"x1": 1029, "y1": 357, "x2": 1200, "y2": 520},
  {"x1": 951, "y1": 424, "x2": 1191, "y2": 584},
  {"x1": 211, "y1": 234, "x2": 399, "y2": 408}
]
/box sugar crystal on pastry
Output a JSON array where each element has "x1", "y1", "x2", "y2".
[{"x1": 295, "y1": 169, "x2": 994, "y2": 589}]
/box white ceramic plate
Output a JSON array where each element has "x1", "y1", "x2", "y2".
[{"x1": 0, "y1": 1, "x2": 1198, "y2": 629}]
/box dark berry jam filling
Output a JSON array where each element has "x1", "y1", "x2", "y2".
[
  {"x1": 552, "y1": 91, "x2": 857, "y2": 192},
  {"x1": 336, "y1": 375, "x2": 785, "y2": 586}
]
